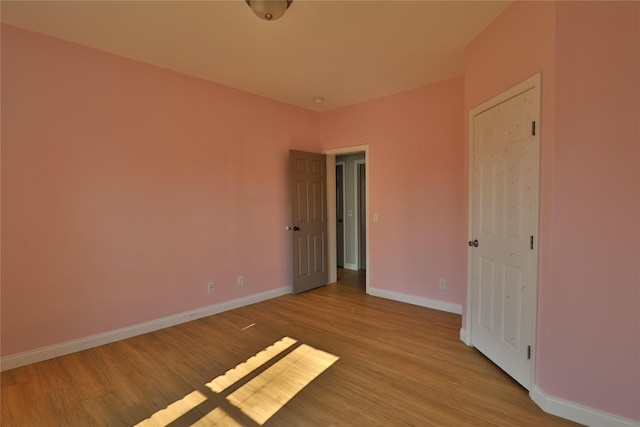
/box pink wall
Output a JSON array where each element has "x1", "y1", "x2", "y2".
[
  {"x1": 466, "y1": 1, "x2": 640, "y2": 421},
  {"x1": 1, "y1": 25, "x2": 320, "y2": 356},
  {"x1": 546, "y1": 1, "x2": 639, "y2": 420},
  {"x1": 320, "y1": 78, "x2": 466, "y2": 306}
]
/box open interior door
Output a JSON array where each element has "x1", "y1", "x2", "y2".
[{"x1": 289, "y1": 150, "x2": 328, "y2": 294}]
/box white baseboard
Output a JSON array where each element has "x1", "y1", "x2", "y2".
[
  {"x1": 343, "y1": 263, "x2": 358, "y2": 271},
  {"x1": 1, "y1": 286, "x2": 292, "y2": 372},
  {"x1": 459, "y1": 327, "x2": 472, "y2": 346},
  {"x1": 367, "y1": 287, "x2": 462, "y2": 315},
  {"x1": 531, "y1": 385, "x2": 639, "y2": 427},
  {"x1": 460, "y1": 336, "x2": 638, "y2": 426}
]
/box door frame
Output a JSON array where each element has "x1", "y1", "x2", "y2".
[
  {"x1": 335, "y1": 161, "x2": 346, "y2": 268},
  {"x1": 464, "y1": 73, "x2": 541, "y2": 389},
  {"x1": 324, "y1": 145, "x2": 369, "y2": 291},
  {"x1": 355, "y1": 159, "x2": 366, "y2": 270}
]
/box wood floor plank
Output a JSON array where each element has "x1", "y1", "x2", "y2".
[{"x1": 1, "y1": 270, "x2": 579, "y2": 426}]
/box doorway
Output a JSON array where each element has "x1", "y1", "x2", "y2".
[
  {"x1": 324, "y1": 145, "x2": 369, "y2": 291},
  {"x1": 336, "y1": 153, "x2": 366, "y2": 272}
]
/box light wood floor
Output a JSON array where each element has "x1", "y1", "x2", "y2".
[{"x1": 1, "y1": 270, "x2": 579, "y2": 426}]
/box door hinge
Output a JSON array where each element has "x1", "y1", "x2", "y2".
[
  {"x1": 530, "y1": 235, "x2": 534, "y2": 250},
  {"x1": 531, "y1": 121, "x2": 536, "y2": 136},
  {"x1": 527, "y1": 345, "x2": 532, "y2": 360}
]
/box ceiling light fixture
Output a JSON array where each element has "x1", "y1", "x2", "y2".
[
  {"x1": 313, "y1": 97, "x2": 325, "y2": 104},
  {"x1": 246, "y1": 0, "x2": 293, "y2": 21}
]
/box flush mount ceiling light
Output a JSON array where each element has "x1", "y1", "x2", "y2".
[{"x1": 246, "y1": 0, "x2": 293, "y2": 21}]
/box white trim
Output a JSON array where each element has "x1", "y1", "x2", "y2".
[
  {"x1": 459, "y1": 328, "x2": 471, "y2": 346},
  {"x1": 325, "y1": 155, "x2": 337, "y2": 283},
  {"x1": 470, "y1": 74, "x2": 542, "y2": 116},
  {"x1": 368, "y1": 287, "x2": 462, "y2": 315},
  {"x1": 323, "y1": 145, "x2": 369, "y2": 293},
  {"x1": 354, "y1": 159, "x2": 366, "y2": 270},
  {"x1": 335, "y1": 161, "x2": 347, "y2": 270},
  {"x1": 343, "y1": 263, "x2": 358, "y2": 271},
  {"x1": 1, "y1": 286, "x2": 291, "y2": 372},
  {"x1": 531, "y1": 386, "x2": 640, "y2": 427}
]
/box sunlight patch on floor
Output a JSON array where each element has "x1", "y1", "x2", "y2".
[
  {"x1": 207, "y1": 336, "x2": 297, "y2": 393},
  {"x1": 227, "y1": 343, "x2": 339, "y2": 425},
  {"x1": 134, "y1": 336, "x2": 339, "y2": 427},
  {"x1": 192, "y1": 408, "x2": 243, "y2": 427},
  {"x1": 135, "y1": 390, "x2": 207, "y2": 426}
]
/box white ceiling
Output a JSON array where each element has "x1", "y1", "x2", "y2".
[{"x1": 1, "y1": 0, "x2": 510, "y2": 112}]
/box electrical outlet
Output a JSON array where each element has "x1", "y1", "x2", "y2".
[
  {"x1": 237, "y1": 275, "x2": 244, "y2": 286},
  {"x1": 207, "y1": 282, "x2": 215, "y2": 293},
  {"x1": 439, "y1": 278, "x2": 446, "y2": 290}
]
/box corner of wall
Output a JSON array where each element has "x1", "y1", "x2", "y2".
[{"x1": 531, "y1": 387, "x2": 640, "y2": 427}]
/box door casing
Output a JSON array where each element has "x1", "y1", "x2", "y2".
[
  {"x1": 336, "y1": 162, "x2": 346, "y2": 268},
  {"x1": 355, "y1": 159, "x2": 366, "y2": 270}
]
